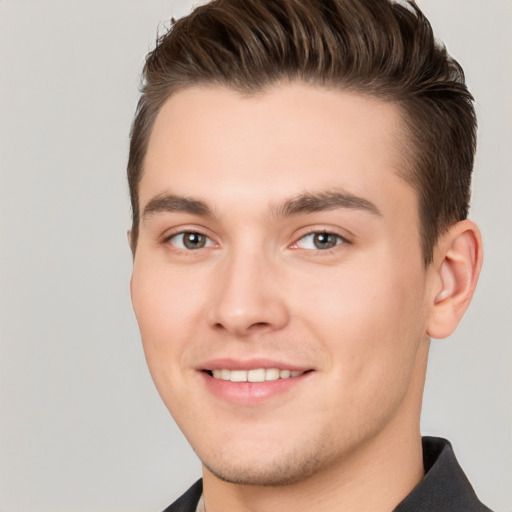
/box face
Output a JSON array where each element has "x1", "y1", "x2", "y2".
[{"x1": 131, "y1": 84, "x2": 433, "y2": 486}]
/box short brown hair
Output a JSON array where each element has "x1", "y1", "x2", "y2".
[{"x1": 128, "y1": 0, "x2": 476, "y2": 264}]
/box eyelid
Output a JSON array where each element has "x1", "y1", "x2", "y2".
[
  {"x1": 290, "y1": 229, "x2": 351, "y2": 251},
  {"x1": 162, "y1": 226, "x2": 219, "y2": 250},
  {"x1": 171, "y1": 232, "x2": 215, "y2": 249}
]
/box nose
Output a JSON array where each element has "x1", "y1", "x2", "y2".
[{"x1": 207, "y1": 248, "x2": 290, "y2": 337}]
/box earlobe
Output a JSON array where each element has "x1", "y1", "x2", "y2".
[{"x1": 427, "y1": 220, "x2": 483, "y2": 339}]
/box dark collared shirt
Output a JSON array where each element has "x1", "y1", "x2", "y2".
[{"x1": 163, "y1": 437, "x2": 492, "y2": 512}]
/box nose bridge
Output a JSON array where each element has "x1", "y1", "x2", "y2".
[{"x1": 208, "y1": 239, "x2": 288, "y2": 336}]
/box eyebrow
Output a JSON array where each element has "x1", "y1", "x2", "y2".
[
  {"x1": 143, "y1": 193, "x2": 215, "y2": 219},
  {"x1": 272, "y1": 190, "x2": 382, "y2": 218},
  {"x1": 142, "y1": 189, "x2": 381, "y2": 221}
]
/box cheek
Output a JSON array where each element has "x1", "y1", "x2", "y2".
[
  {"x1": 132, "y1": 253, "x2": 204, "y2": 325},
  {"x1": 130, "y1": 263, "x2": 210, "y2": 421},
  {"x1": 291, "y1": 256, "x2": 427, "y2": 380},
  {"x1": 130, "y1": 262, "x2": 201, "y2": 377},
  {"x1": 303, "y1": 265, "x2": 426, "y2": 431}
]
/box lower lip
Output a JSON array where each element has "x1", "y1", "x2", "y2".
[{"x1": 200, "y1": 371, "x2": 312, "y2": 405}]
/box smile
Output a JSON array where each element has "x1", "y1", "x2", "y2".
[
  {"x1": 211, "y1": 368, "x2": 305, "y2": 382},
  {"x1": 201, "y1": 365, "x2": 314, "y2": 404}
]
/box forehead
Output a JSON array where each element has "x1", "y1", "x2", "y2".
[{"x1": 141, "y1": 83, "x2": 413, "y2": 217}]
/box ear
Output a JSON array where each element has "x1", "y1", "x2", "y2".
[
  {"x1": 127, "y1": 230, "x2": 135, "y2": 257},
  {"x1": 426, "y1": 220, "x2": 483, "y2": 339},
  {"x1": 127, "y1": 230, "x2": 135, "y2": 299}
]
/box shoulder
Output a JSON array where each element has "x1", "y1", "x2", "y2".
[{"x1": 161, "y1": 480, "x2": 203, "y2": 512}]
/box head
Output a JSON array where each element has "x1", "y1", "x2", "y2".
[
  {"x1": 128, "y1": 0, "x2": 477, "y2": 265},
  {"x1": 128, "y1": 0, "x2": 482, "y2": 491}
]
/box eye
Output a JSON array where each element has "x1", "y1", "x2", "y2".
[
  {"x1": 294, "y1": 232, "x2": 345, "y2": 250},
  {"x1": 168, "y1": 231, "x2": 214, "y2": 250}
]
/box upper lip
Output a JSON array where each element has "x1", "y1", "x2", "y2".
[{"x1": 198, "y1": 357, "x2": 313, "y2": 372}]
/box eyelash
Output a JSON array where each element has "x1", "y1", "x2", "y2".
[
  {"x1": 291, "y1": 231, "x2": 348, "y2": 252},
  {"x1": 164, "y1": 229, "x2": 349, "y2": 253},
  {"x1": 165, "y1": 231, "x2": 216, "y2": 251}
]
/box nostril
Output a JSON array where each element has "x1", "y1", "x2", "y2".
[
  {"x1": 212, "y1": 320, "x2": 271, "y2": 334},
  {"x1": 252, "y1": 321, "x2": 273, "y2": 328}
]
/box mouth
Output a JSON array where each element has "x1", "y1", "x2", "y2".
[
  {"x1": 199, "y1": 363, "x2": 314, "y2": 404},
  {"x1": 205, "y1": 368, "x2": 309, "y2": 382}
]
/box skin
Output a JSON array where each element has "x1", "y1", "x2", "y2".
[{"x1": 130, "y1": 83, "x2": 482, "y2": 512}]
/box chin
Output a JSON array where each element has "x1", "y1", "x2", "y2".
[
  {"x1": 203, "y1": 460, "x2": 318, "y2": 487},
  {"x1": 199, "y1": 440, "x2": 336, "y2": 487}
]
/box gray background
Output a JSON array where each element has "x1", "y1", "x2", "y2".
[{"x1": 0, "y1": 0, "x2": 510, "y2": 511}]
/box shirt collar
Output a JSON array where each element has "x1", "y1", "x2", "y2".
[{"x1": 393, "y1": 437, "x2": 491, "y2": 511}]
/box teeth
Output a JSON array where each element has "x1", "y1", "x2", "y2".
[
  {"x1": 230, "y1": 370, "x2": 247, "y2": 382},
  {"x1": 248, "y1": 368, "x2": 265, "y2": 382},
  {"x1": 211, "y1": 368, "x2": 305, "y2": 382},
  {"x1": 265, "y1": 368, "x2": 280, "y2": 381}
]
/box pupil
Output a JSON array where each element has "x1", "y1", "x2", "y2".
[
  {"x1": 184, "y1": 232, "x2": 205, "y2": 249},
  {"x1": 314, "y1": 233, "x2": 336, "y2": 249}
]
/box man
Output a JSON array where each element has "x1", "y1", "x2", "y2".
[{"x1": 127, "y1": 0, "x2": 491, "y2": 510}]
